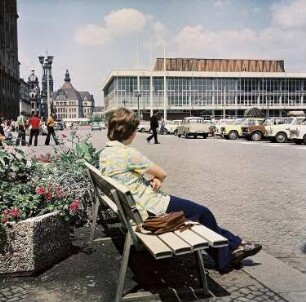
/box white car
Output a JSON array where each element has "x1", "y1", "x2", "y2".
[
  {"x1": 164, "y1": 120, "x2": 182, "y2": 135},
  {"x1": 214, "y1": 119, "x2": 236, "y2": 136},
  {"x1": 289, "y1": 121, "x2": 306, "y2": 144},
  {"x1": 177, "y1": 117, "x2": 211, "y2": 139},
  {"x1": 265, "y1": 116, "x2": 305, "y2": 143},
  {"x1": 137, "y1": 121, "x2": 151, "y2": 132}
]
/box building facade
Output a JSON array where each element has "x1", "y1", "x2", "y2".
[
  {"x1": 52, "y1": 70, "x2": 95, "y2": 120},
  {"x1": 103, "y1": 58, "x2": 306, "y2": 120},
  {"x1": 0, "y1": 0, "x2": 19, "y2": 119},
  {"x1": 19, "y1": 78, "x2": 31, "y2": 114},
  {"x1": 27, "y1": 70, "x2": 40, "y2": 115}
]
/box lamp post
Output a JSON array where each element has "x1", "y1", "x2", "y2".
[
  {"x1": 135, "y1": 91, "x2": 141, "y2": 120},
  {"x1": 265, "y1": 91, "x2": 270, "y2": 118},
  {"x1": 38, "y1": 54, "x2": 54, "y2": 120}
]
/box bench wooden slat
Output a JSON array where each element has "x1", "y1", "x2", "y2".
[
  {"x1": 100, "y1": 194, "x2": 118, "y2": 213},
  {"x1": 132, "y1": 226, "x2": 173, "y2": 259},
  {"x1": 174, "y1": 229, "x2": 209, "y2": 250},
  {"x1": 157, "y1": 232, "x2": 193, "y2": 255},
  {"x1": 191, "y1": 225, "x2": 228, "y2": 247}
]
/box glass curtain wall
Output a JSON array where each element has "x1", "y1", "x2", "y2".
[{"x1": 104, "y1": 76, "x2": 306, "y2": 111}]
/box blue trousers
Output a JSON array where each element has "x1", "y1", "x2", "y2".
[{"x1": 166, "y1": 195, "x2": 242, "y2": 269}]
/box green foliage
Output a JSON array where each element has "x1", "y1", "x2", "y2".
[{"x1": 0, "y1": 134, "x2": 100, "y2": 225}]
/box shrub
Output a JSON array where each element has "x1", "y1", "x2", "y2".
[{"x1": 0, "y1": 133, "x2": 100, "y2": 226}]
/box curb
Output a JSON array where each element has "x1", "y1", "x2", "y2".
[{"x1": 243, "y1": 251, "x2": 306, "y2": 302}]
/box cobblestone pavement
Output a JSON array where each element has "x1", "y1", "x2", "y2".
[
  {"x1": 2, "y1": 127, "x2": 303, "y2": 301},
  {"x1": 1, "y1": 227, "x2": 288, "y2": 302},
  {"x1": 18, "y1": 128, "x2": 306, "y2": 272}
]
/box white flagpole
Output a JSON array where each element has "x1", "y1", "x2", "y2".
[
  {"x1": 163, "y1": 45, "x2": 167, "y2": 120},
  {"x1": 150, "y1": 37, "x2": 153, "y2": 116}
]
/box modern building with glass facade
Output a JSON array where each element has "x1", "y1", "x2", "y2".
[{"x1": 102, "y1": 58, "x2": 306, "y2": 120}]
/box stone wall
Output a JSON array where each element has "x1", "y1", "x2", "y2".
[{"x1": 0, "y1": 212, "x2": 71, "y2": 276}]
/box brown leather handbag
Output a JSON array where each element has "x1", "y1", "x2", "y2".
[{"x1": 136, "y1": 211, "x2": 186, "y2": 235}]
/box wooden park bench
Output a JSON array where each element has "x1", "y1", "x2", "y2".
[{"x1": 85, "y1": 162, "x2": 229, "y2": 301}]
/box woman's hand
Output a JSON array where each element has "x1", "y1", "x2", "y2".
[{"x1": 150, "y1": 177, "x2": 162, "y2": 191}]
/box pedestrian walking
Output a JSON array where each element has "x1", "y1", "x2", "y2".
[
  {"x1": 159, "y1": 117, "x2": 165, "y2": 135},
  {"x1": 28, "y1": 112, "x2": 40, "y2": 146},
  {"x1": 16, "y1": 111, "x2": 27, "y2": 146},
  {"x1": 147, "y1": 111, "x2": 160, "y2": 144},
  {"x1": 45, "y1": 113, "x2": 59, "y2": 145}
]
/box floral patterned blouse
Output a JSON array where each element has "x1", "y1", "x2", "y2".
[{"x1": 99, "y1": 140, "x2": 170, "y2": 220}]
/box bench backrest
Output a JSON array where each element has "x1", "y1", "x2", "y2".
[{"x1": 85, "y1": 162, "x2": 143, "y2": 247}]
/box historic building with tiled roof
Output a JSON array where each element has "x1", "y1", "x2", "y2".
[{"x1": 52, "y1": 70, "x2": 94, "y2": 120}]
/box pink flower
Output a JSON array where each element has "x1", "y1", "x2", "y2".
[
  {"x1": 56, "y1": 187, "x2": 63, "y2": 197},
  {"x1": 8, "y1": 208, "x2": 21, "y2": 219},
  {"x1": 69, "y1": 200, "x2": 79, "y2": 213},
  {"x1": 45, "y1": 192, "x2": 52, "y2": 200},
  {"x1": 1, "y1": 210, "x2": 8, "y2": 223},
  {"x1": 35, "y1": 186, "x2": 46, "y2": 195}
]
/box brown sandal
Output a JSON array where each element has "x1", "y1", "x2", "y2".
[{"x1": 231, "y1": 242, "x2": 262, "y2": 266}]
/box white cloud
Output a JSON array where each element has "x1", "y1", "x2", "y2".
[
  {"x1": 105, "y1": 8, "x2": 148, "y2": 35},
  {"x1": 74, "y1": 8, "x2": 149, "y2": 46},
  {"x1": 271, "y1": 0, "x2": 305, "y2": 30},
  {"x1": 74, "y1": 24, "x2": 110, "y2": 45},
  {"x1": 173, "y1": 24, "x2": 305, "y2": 71},
  {"x1": 153, "y1": 21, "x2": 168, "y2": 47}
]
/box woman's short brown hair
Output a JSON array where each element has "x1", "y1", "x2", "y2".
[{"x1": 107, "y1": 107, "x2": 139, "y2": 141}]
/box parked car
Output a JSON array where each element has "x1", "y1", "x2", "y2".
[
  {"x1": 289, "y1": 122, "x2": 306, "y2": 144},
  {"x1": 219, "y1": 118, "x2": 245, "y2": 140},
  {"x1": 137, "y1": 121, "x2": 151, "y2": 132},
  {"x1": 91, "y1": 122, "x2": 102, "y2": 131},
  {"x1": 214, "y1": 119, "x2": 236, "y2": 137},
  {"x1": 164, "y1": 120, "x2": 182, "y2": 135},
  {"x1": 177, "y1": 117, "x2": 211, "y2": 138},
  {"x1": 265, "y1": 116, "x2": 306, "y2": 143},
  {"x1": 240, "y1": 118, "x2": 271, "y2": 141}
]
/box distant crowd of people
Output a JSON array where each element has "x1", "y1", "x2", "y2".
[{"x1": 0, "y1": 112, "x2": 61, "y2": 146}]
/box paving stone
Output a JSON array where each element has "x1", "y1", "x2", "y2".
[{"x1": 4, "y1": 133, "x2": 303, "y2": 302}]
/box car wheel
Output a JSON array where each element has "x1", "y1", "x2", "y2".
[
  {"x1": 251, "y1": 131, "x2": 262, "y2": 141},
  {"x1": 275, "y1": 132, "x2": 287, "y2": 143},
  {"x1": 228, "y1": 131, "x2": 238, "y2": 140},
  {"x1": 178, "y1": 134, "x2": 181, "y2": 137}
]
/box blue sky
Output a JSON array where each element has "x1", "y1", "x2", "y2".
[{"x1": 18, "y1": 0, "x2": 306, "y2": 105}]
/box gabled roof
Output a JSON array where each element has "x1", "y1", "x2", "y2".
[{"x1": 60, "y1": 81, "x2": 82, "y2": 100}]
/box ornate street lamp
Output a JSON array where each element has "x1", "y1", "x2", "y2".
[{"x1": 39, "y1": 54, "x2": 54, "y2": 120}]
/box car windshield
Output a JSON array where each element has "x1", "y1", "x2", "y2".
[
  {"x1": 185, "y1": 118, "x2": 203, "y2": 124},
  {"x1": 242, "y1": 119, "x2": 263, "y2": 126}
]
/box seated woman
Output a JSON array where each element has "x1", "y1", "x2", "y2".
[{"x1": 99, "y1": 107, "x2": 262, "y2": 273}]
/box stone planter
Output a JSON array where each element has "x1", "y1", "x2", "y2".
[{"x1": 0, "y1": 211, "x2": 71, "y2": 276}]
